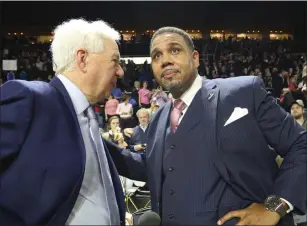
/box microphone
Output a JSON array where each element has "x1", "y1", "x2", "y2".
[{"x1": 137, "y1": 211, "x2": 161, "y2": 225}]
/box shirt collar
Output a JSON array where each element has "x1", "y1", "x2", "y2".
[
  {"x1": 57, "y1": 74, "x2": 89, "y2": 115},
  {"x1": 172, "y1": 74, "x2": 203, "y2": 107},
  {"x1": 139, "y1": 124, "x2": 148, "y2": 130}
]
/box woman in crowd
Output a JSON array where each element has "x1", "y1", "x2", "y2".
[
  {"x1": 116, "y1": 93, "x2": 134, "y2": 129},
  {"x1": 104, "y1": 94, "x2": 119, "y2": 122},
  {"x1": 102, "y1": 115, "x2": 127, "y2": 149},
  {"x1": 138, "y1": 81, "x2": 152, "y2": 108},
  {"x1": 150, "y1": 85, "x2": 168, "y2": 108}
]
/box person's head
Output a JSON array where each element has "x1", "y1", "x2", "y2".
[
  {"x1": 157, "y1": 85, "x2": 163, "y2": 91},
  {"x1": 107, "y1": 115, "x2": 120, "y2": 131},
  {"x1": 272, "y1": 67, "x2": 278, "y2": 73},
  {"x1": 108, "y1": 94, "x2": 114, "y2": 100},
  {"x1": 290, "y1": 100, "x2": 305, "y2": 119},
  {"x1": 136, "y1": 108, "x2": 150, "y2": 126},
  {"x1": 51, "y1": 19, "x2": 124, "y2": 104},
  {"x1": 134, "y1": 80, "x2": 140, "y2": 89},
  {"x1": 142, "y1": 81, "x2": 148, "y2": 89},
  {"x1": 152, "y1": 104, "x2": 160, "y2": 113},
  {"x1": 121, "y1": 93, "x2": 130, "y2": 103},
  {"x1": 150, "y1": 27, "x2": 199, "y2": 99},
  {"x1": 281, "y1": 70, "x2": 289, "y2": 78}
]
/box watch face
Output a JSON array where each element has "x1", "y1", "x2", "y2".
[{"x1": 265, "y1": 195, "x2": 282, "y2": 210}]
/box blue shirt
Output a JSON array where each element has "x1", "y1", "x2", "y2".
[{"x1": 57, "y1": 75, "x2": 119, "y2": 225}]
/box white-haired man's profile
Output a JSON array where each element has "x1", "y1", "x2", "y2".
[{"x1": 0, "y1": 18, "x2": 132, "y2": 226}]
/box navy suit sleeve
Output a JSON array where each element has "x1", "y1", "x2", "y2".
[
  {"x1": 0, "y1": 81, "x2": 34, "y2": 174},
  {"x1": 252, "y1": 76, "x2": 307, "y2": 214},
  {"x1": 104, "y1": 139, "x2": 147, "y2": 182}
]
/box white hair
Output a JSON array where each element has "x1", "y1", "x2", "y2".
[
  {"x1": 51, "y1": 18, "x2": 121, "y2": 74},
  {"x1": 136, "y1": 108, "x2": 150, "y2": 118}
]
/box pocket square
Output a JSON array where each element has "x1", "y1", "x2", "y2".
[{"x1": 224, "y1": 107, "x2": 248, "y2": 126}]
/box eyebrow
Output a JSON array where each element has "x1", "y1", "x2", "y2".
[{"x1": 150, "y1": 42, "x2": 183, "y2": 57}]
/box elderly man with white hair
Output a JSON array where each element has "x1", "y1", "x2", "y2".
[{"x1": 0, "y1": 19, "x2": 141, "y2": 225}]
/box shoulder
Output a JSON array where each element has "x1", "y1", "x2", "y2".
[
  {"x1": 1, "y1": 80, "x2": 53, "y2": 100},
  {"x1": 102, "y1": 132, "x2": 110, "y2": 140},
  {"x1": 213, "y1": 76, "x2": 261, "y2": 89},
  {"x1": 209, "y1": 76, "x2": 264, "y2": 96}
]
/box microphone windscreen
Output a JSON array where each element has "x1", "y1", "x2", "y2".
[{"x1": 137, "y1": 211, "x2": 161, "y2": 225}]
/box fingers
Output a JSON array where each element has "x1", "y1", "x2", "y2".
[
  {"x1": 235, "y1": 218, "x2": 250, "y2": 226},
  {"x1": 218, "y1": 210, "x2": 245, "y2": 225}
]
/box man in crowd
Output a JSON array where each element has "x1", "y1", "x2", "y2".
[
  {"x1": 110, "y1": 26, "x2": 307, "y2": 225},
  {"x1": 0, "y1": 18, "x2": 129, "y2": 225},
  {"x1": 124, "y1": 108, "x2": 150, "y2": 152},
  {"x1": 290, "y1": 99, "x2": 307, "y2": 130}
]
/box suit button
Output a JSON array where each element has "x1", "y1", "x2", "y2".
[
  {"x1": 168, "y1": 167, "x2": 174, "y2": 172},
  {"x1": 170, "y1": 145, "x2": 175, "y2": 149},
  {"x1": 168, "y1": 214, "x2": 173, "y2": 219},
  {"x1": 170, "y1": 190, "x2": 174, "y2": 195}
]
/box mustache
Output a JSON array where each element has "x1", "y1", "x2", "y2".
[{"x1": 161, "y1": 68, "x2": 180, "y2": 78}]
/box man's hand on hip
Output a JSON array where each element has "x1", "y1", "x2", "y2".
[{"x1": 217, "y1": 203, "x2": 281, "y2": 225}]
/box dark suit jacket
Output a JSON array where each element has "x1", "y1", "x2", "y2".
[
  {"x1": 0, "y1": 78, "x2": 126, "y2": 225},
  {"x1": 110, "y1": 76, "x2": 307, "y2": 225}
]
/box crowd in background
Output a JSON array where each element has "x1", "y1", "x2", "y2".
[{"x1": 1, "y1": 36, "x2": 307, "y2": 150}]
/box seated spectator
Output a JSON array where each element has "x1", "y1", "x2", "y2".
[
  {"x1": 124, "y1": 108, "x2": 150, "y2": 152},
  {"x1": 138, "y1": 81, "x2": 152, "y2": 108},
  {"x1": 116, "y1": 93, "x2": 134, "y2": 129},
  {"x1": 102, "y1": 115, "x2": 127, "y2": 149},
  {"x1": 105, "y1": 94, "x2": 119, "y2": 121},
  {"x1": 290, "y1": 100, "x2": 307, "y2": 130},
  {"x1": 151, "y1": 85, "x2": 168, "y2": 108},
  {"x1": 148, "y1": 101, "x2": 160, "y2": 118}
]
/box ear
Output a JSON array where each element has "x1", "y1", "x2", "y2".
[
  {"x1": 192, "y1": 50, "x2": 200, "y2": 68},
  {"x1": 76, "y1": 49, "x2": 88, "y2": 73}
]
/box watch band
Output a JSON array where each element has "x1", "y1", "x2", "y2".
[{"x1": 275, "y1": 203, "x2": 287, "y2": 217}]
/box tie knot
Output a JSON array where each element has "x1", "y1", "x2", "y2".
[
  {"x1": 173, "y1": 99, "x2": 186, "y2": 112},
  {"x1": 86, "y1": 105, "x2": 96, "y2": 120}
]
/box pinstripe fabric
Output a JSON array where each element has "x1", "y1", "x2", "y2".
[{"x1": 145, "y1": 76, "x2": 306, "y2": 226}]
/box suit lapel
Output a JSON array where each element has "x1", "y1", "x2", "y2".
[
  {"x1": 200, "y1": 79, "x2": 232, "y2": 182},
  {"x1": 49, "y1": 77, "x2": 80, "y2": 124},
  {"x1": 176, "y1": 91, "x2": 202, "y2": 134},
  {"x1": 200, "y1": 78, "x2": 219, "y2": 145}
]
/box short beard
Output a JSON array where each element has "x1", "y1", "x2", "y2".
[{"x1": 293, "y1": 114, "x2": 303, "y2": 120}]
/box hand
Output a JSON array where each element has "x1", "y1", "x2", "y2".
[
  {"x1": 124, "y1": 128, "x2": 134, "y2": 137},
  {"x1": 134, "y1": 144, "x2": 146, "y2": 151},
  {"x1": 125, "y1": 212, "x2": 133, "y2": 225},
  {"x1": 217, "y1": 203, "x2": 281, "y2": 226}
]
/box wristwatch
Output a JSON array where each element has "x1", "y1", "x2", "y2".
[{"x1": 264, "y1": 195, "x2": 287, "y2": 217}]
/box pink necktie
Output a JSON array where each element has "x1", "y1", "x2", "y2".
[{"x1": 170, "y1": 99, "x2": 187, "y2": 133}]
